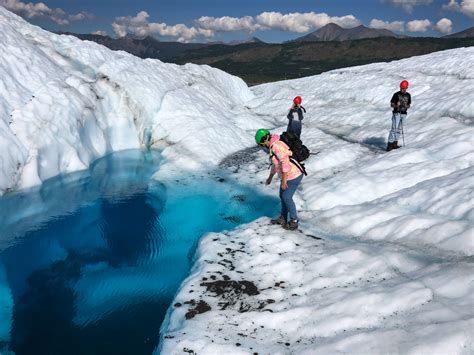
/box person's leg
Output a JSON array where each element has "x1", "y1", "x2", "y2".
[
  {"x1": 387, "y1": 113, "x2": 401, "y2": 151},
  {"x1": 394, "y1": 115, "x2": 405, "y2": 148},
  {"x1": 279, "y1": 187, "x2": 288, "y2": 221},
  {"x1": 269, "y1": 188, "x2": 288, "y2": 225},
  {"x1": 271, "y1": 188, "x2": 288, "y2": 225},
  {"x1": 281, "y1": 174, "x2": 303, "y2": 222},
  {"x1": 281, "y1": 175, "x2": 303, "y2": 230},
  {"x1": 287, "y1": 119, "x2": 293, "y2": 134},
  {"x1": 294, "y1": 121, "x2": 302, "y2": 138}
]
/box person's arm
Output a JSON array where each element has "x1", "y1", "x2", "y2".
[
  {"x1": 273, "y1": 143, "x2": 292, "y2": 190},
  {"x1": 297, "y1": 107, "x2": 304, "y2": 120},
  {"x1": 287, "y1": 107, "x2": 295, "y2": 120},
  {"x1": 390, "y1": 93, "x2": 399, "y2": 108},
  {"x1": 281, "y1": 172, "x2": 288, "y2": 190},
  {"x1": 266, "y1": 171, "x2": 276, "y2": 185},
  {"x1": 266, "y1": 152, "x2": 277, "y2": 185},
  {"x1": 407, "y1": 94, "x2": 411, "y2": 109}
]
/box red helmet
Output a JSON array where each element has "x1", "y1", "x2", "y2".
[
  {"x1": 293, "y1": 96, "x2": 302, "y2": 105},
  {"x1": 400, "y1": 80, "x2": 409, "y2": 89}
]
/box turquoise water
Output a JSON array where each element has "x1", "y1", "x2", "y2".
[{"x1": 0, "y1": 150, "x2": 278, "y2": 354}]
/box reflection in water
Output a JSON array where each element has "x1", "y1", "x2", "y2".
[
  {"x1": 0, "y1": 149, "x2": 278, "y2": 354},
  {"x1": 101, "y1": 193, "x2": 159, "y2": 267}
]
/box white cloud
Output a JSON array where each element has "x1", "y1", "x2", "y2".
[
  {"x1": 384, "y1": 0, "x2": 433, "y2": 13},
  {"x1": 443, "y1": 0, "x2": 474, "y2": 18},
  {"x1": 255, "y1": 12, "x2": 361, "y2": 33},
  {"x1": 69, "y1": 11, "x2": 94, "y2": 22},
  {"x1": 113, "y1": 11, "x2": 362, "y2": 41},
  {"x1": 0, "y1": 0, "x2": 67, "y2": 24},
  {"x1": 92, "y1": 30, "x2": 107, "y2": 36},
  {"x1": 370, "y1": 19, "x2": 405, "y2": 32},
  {"x1": 112, "y1": 22, "x2": 127, "y2": 38},
  {"x1": 112, "y1": 11, "x2": 214, "y2": 42},
  {"x1": 435, "y1": 18, "x2": 453, "y2": 34},
  {"x1": 196, "y1": 15, "x2": 256, "y2": 32},
  {"x1": 407, "y1": 19, "x2": 432, "y2": 32},
  {"x1": 196, "y1": 12, "x2": 361, "y2": 34},
  {"x1": 0, "y1": 0, "x2": 94, "y2": 25},
  {"x1": 443, "y1": 0, "x2": 461, "y2": 10}
]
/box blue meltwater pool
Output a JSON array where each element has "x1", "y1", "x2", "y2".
[{"x1": 0, "y1": 149, "x2": 278, "y2": 354}]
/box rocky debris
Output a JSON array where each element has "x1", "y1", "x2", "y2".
[
  {"x1": 184, "y1": 300, "x2": 212, "y2": 320},
  {"x1": 201, "y1": 280, "x2": 259, "y2": 297}
]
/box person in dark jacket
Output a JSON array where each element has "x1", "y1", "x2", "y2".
[
  {"x1": 287, "y1": 96, "x2": 306, "y2": 138},
  {"x1": 387, "y1": 80, "x2": 411, "y2": 151}
]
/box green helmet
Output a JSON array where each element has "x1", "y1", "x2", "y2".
[{"x1": 255, "y1": 128, "x2": 270, "y2": 145}]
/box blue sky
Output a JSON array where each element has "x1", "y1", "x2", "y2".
[{"x1": 1, "y1": 0, "x2": 473, "y2": 42}]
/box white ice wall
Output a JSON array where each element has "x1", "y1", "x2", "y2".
[{"x1": 0, "y1": 7, "x2": 258, "y2": 194}]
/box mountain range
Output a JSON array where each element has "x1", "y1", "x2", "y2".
[
  {"x1": 60, "y1": 24, "x2": 474, "y2": 85},
  {"x1": 291, "y1": 23, "x2": 405, "y2": 42}
]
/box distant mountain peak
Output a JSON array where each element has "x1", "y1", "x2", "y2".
[
  {"x1": 228, "y1": 37, "x2": 265, "y2": 45},
  {"x1": 442, "y1": 26, "x2": 474, "y2": 39},
  {"x1": 324, "y1": 23, "x2": 343, "y2": 29},
  {"x1": 292, "y1": 23, "x2": 403, "y2": 42}
]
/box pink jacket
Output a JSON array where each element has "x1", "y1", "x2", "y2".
[{"x1": 269, "y1": 134, "x2": 303, "y2": 181}]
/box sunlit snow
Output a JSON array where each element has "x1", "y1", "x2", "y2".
[{"x1": 0, "y1": 6, "x2": 473, "y2": 354}]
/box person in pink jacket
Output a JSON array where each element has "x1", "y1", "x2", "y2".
[{"x1": 255, "y1": 128, "x2": 304, "y2": 230}]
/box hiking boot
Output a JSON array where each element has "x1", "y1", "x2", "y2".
[
  {"x1": 386, "y1": 142, "x2": 394, "y2": 152},
  {"x1": 284, "y1": 219, "x2": 299, "y2": 231},
  {"x1": 270, "y1": 216, "x2": 287, "y2": 226}
]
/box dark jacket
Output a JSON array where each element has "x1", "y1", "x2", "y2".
[
  {"x1": 287, "y1": 105, "x2": 306, "y2": 121},
  {"x1": 391, "y1": 91, "x2": 411, "y2": 114}
]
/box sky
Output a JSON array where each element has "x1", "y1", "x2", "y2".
[{"x1": 0, "y1": 0, "x2": 473, "y2": 42}]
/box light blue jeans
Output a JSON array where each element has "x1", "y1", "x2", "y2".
[
  {"x1": 279, "y1": 174, "x2": 303, "y2": 221},
  {"x1": 388, "y1": 113, "x2": 406, "y2": 143}
]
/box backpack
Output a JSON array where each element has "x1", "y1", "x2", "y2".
[
  {"x1": 280, "y1": 131, "x2": 310, "y2": 162},
  {"x1": 278, "y1": 131, "x2": 310, "y2": 175}
]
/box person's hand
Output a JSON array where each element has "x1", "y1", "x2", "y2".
[
  {"x1": 281, "y1": 180, "x2": 288, "y2": 190},
  {"x1": 265, "y1": 176, "x2": 273, "y2": 185}
]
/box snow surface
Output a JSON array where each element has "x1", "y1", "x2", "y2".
[
  {"x1": 159, "y1": 40, "x2": 474, "y2": 354},
  {"x1": 0, "y1": 6, "x2": 473, "y2": 354}
]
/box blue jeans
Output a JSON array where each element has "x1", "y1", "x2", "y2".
[
  {"x1": 279, "y1": 174, "x2": 303, "y2": 221},
  {"x1": 388, "y1": 113, "x2": 406, "y2": 143},
  {"x1": 287, "y1": 119, "x2": 302, "y2": 138}
]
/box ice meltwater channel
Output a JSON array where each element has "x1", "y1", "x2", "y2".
[{"x1": 0, "y1": 149, "x2": 278, "y2": 354}]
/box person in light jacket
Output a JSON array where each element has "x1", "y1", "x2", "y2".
[{"x1": 255, "y1": 128, "x2": 304, "y2": 231}]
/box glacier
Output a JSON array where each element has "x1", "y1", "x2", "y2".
[{"x1": 0, "y1": 5, "x2": 473, "y2": 354}]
